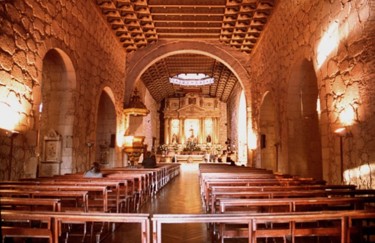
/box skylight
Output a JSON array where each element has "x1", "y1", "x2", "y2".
[{"x1": 169, "y1": 73, "x2": 214, "y2": 86}]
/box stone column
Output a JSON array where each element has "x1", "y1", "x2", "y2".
[
  {"x1": 213, "y1": 118, "x2": 219, "y2": 144},
  {"x1": 199, "y1": 118, "x2": 204, "y2": 144},
  {"x1": 164, "y1": 118, "x2": 169, "y2": 144},
  {"x1": 202, "y1": 118, "x2": 206, "y2": 143},
  {"x1": 181, "y1": 118, "x2": 185, "y2": 144},
  {"x1": 179, "y1": 118, "x2": 183, "y2": 144}
]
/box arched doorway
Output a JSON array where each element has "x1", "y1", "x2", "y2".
[
  {"x1": 95, "y1": 90, "x2": 117, "y2": 168},
  {"x1": 40, "y1": 49, "x2": 76, "y2": 176},
  {"x1": 259, "y1": 92, "x2": 278, "y2": 171},
  {"x1": 237, "y1": 91, "x2": 248, "y2": 164},
  {"x1": 287, "y1": 59, "x2": 322, "y2": 179}
]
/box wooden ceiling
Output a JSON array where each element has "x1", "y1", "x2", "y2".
[{"x1": 95, "y1": 0, "x2": 276, "y2": 102}]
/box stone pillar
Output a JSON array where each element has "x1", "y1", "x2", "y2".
[
  {"x1": 199, "y1": 118, "x2": 204, "y2": 144},
  {"x1": 202, "y1": 118, "x2": 206, "y2": 142},
  {"x1": 181, "y1": 118, "x2": 185, "y2": 144},
  {"x1": 164, "y1": 118, "x2": 169, "y2": 144},
  {"x1": 179, "y1": 118, "x2": 183, "y2": 144},
  {"x1": 213, "y1": 118, "x2": 219, "y2": 144}
]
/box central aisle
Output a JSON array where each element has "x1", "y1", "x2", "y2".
[
  {"x1": 141, "y1": 163, "x2": 206, "y2": 214},
  {"x1": 140, "y1": 163, "x2": 208, "y2": 242},
  {"x1": 109, "y1": 163, "x2": 209, "y2": 243}
]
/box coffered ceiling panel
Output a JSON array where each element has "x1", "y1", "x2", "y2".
[
  {"x1": 95, "y1": 0, "x2": 275, "y2": 53},
  {"x1": 94, "y1": 0, "x2": 276, "y2": 102},
  {"x1": 140, "y1": 54, "x2": 238, "y2": 103}
]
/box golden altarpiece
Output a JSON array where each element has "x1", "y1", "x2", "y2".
[{"x1": 163, "y1": 93, "x2": 225, "y2": 159}]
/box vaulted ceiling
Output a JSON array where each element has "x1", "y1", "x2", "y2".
[{"x1": 95, "y1": 0, "x2": 276, "y2": 102}]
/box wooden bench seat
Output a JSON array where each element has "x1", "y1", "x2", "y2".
[
  {"x1": 205, "y1": 184, "x2": 357, "y2": 212},
  {"x1": 1, "y1": 210, "x2": 150, "y2": 243},
  {"x1": 0, "y1": 197, "x2": 61, "y2": 212},
  {"x1": 1, "y1": 211, "x2": 53, "y2": 243},
  {"x1": 151, "y1": 210, "x2": 375, "y2": 243},
  {"x1": 210, "y1": 189, "x2": 329, "y2": 213},
  {"x1": 0, "y1": 189, "x2": 89, "y2": 212},
  {"x1": 219, "y1": 196, "x2": 375, "y2": 214}
]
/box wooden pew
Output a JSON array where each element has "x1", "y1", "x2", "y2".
[
  {"x1": 49, "y1": 174, "x2": 141, "y2": 212},
  {"x1": 210, "y1": 189, "x2": 329, "y2": 213},
  {"x1": 1, "y1": 211, "x2": 53, "y2": 243},
  {"x1": 14, "y1": 178, "x2": 131, "y2": 213},
  {"x1": 52, "y1": 212, "x2": 150, "y2": 243},
  {"x1": 219, "y1": 196, "x2": 375, "y2": 214},
  {"x1": 0, "y1": 189, "x2": 89, "y2": 212},
  {"x1": 0, "y1": 197, "x2": 61, "y2": 212},
  {"x1": 1, "y1": 210, "x2": 150, "y2": 243},
  {"x1": 206, "y1": 184, "x2": 357, "y2": 212},
  {"x1": 152, "y1": 210, "x2": 375, "y2": 243},
  {"x1": 0, "y1": 184, "x2": 109, "y2": 212},
  {"x1": 200, "y1": 176, "x2": 323, "y2": 204}
]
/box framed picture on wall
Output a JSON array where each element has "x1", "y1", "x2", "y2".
[{"x1": 42, "y1": 129, "x2": 62, "y2": 163}]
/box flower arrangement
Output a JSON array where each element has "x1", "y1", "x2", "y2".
[
  {"x1": 215, "y1": 144, "x2": 223, "y2": 152},
  {"x1": 158, "y1": 144, "x2": 168, "y2": 153},
  {"x1": 172, "y1": 143, "x2": 179, "y2": 152},
  {"x1": 183, "y1": 141, "x2": 201, "y2": 152}
]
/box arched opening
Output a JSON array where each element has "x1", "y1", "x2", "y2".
[
  {"x1": 95, "y1": 90, "x2": 117, "y2": 168},
  {"x1": 259, "y1": 92, "x2": 278, "y2": 171},
  {"x1": 287, "y1": 59, "x2": 322, "y2": 179},
  {"x1": 237, "y1": 91, "x2": 248, "y2": 164},
  {"x1": 40, "y1": 49, "x2": 76, "y2": 176}
]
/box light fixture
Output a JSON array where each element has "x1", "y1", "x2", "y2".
[
  {"x1": 86, "y1": 141, "x2": 94, "y2": 165},
  {"x1": 334, "y1": 126, "x2": 352, "y2": 184},
  {"x1": 169, "y1": 73, "x2": 214, "y2": 86},
  {"x1": 123, "y1": 88, "x2": 149, "y2": 116}
]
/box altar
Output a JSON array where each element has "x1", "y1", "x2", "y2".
[
  {"x1": 156, "y1": 154, "x2": 204, "y2": 163},
  {"x1": 163, "y1": 92, "x2": 226, "y2": 147},
  {"x1": 175, "y1": 154, "x2": 205, "y2": 163}
]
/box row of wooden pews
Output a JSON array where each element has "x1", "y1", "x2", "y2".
[
  {"x1": 198, "y1": 163, "x2": 375, "y2": 243},
  {"x1": 0, "y1": 163, "x2": 180, "y2": 243}
]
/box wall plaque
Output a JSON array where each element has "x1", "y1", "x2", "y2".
[{"x1": 39, "y1": 129, "x2": 62, "y2": 176}]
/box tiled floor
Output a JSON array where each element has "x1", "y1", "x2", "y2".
[{"x1": 107, "y1": 163, "x2": 209, "y2": 243}]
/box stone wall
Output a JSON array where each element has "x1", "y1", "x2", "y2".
[
  {"x1": 0, "y1": 0, "x2": 126, "y2": 179},
  {"x1": 248, "y1": 0, "x2": 375, "y2": 186}
]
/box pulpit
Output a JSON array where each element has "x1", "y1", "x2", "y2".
[{"x1": 123, "y1": 136, "x2": 146, "y2": 166}]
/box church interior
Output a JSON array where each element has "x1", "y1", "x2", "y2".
[{"x1": 1, "y1": 0, "x2": 375, "y2": 242}]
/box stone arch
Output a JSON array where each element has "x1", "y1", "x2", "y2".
[
  {"x1": 125, "y1": 41, "x2": 251, "y2": 106},
  {"x1": 95, "y1": 87, "x2": 117, "y2": 168},
  {"x1": 259, "y1": 91, "x2": 278, "y2": 171},
  {"x1": 286, "y1": 58, "x2": 322, "y2": 179},
  {"x1": 39, "y1": 48, "x2": 77, "y2": 175},
  {"x1": 125, "y1": 41, "x2": 252, "y2": 162}
]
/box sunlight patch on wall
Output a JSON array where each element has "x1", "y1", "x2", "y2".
[
  {"x1": 344, "y1": 163, "x2": 375, "y2": 188},
  {"x1": 316, "y1": 98, "x2": 321, "y2": 118},
  {"x1": 0, "y1": 99, "x2": 24, "y2": 132},
  {"x1": 238, "y1": 91, "x2": 247, "y2": 163},
  {"x1": 248, "y1": 131, "x2": 257, "y2": 150},
  {"x1": 317, "y1": 21, "x2": 339, "y2": 69},
  {"x1": 339, "y1": 106, "x2": 355, "y2": 126}
]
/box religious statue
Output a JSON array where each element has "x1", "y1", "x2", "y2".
[
  {"x1": 172, "y1": 133, "x2": 178, "y2": 144},
  {"x1": 206, "y1": 135, "x2": 212, "y2": 143},
  {"x1": 187, "y1": 128, "x2": 197, "y2": 144}
]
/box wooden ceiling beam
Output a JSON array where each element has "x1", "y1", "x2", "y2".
[
  {"x1": 152, "y1": 20, "x2": 223, "y2": 23},
  {"x1": 151, "y1": 13, "x2": 224, "y2": 16},
  {"x1": 155, "y1": 26, "x2": 222, "y2": 30},
  {"x1": 149, "y1": 5, "x2": 226, "y2": 8}
]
